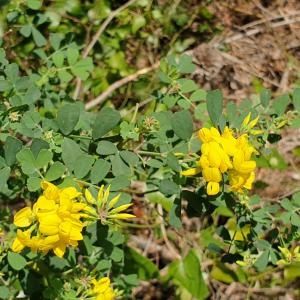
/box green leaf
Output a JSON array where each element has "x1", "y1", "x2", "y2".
[
  {"x1": 163, "y1": 95, "x2": 178, "y2": 108},
  {"x1": 177, "y1": 99, "x2": 190, "y2": 109},
  {"x1": 21, "y1": 111, "x2": 41, "y2": 128},
  {"x1": 45, "y1": 162, "x2": 65, "y2": 181},
  {"x1": 210, "y1": 263, "x2": 239, "y2": 284},
  {"x1": 35, "y1": 149, "x2": 53, "y2": 169},
  {"x1": 111, "y1": 153, "x2": 131, "y2": 176},
  {"x1": 74, "y1": 154, "x2": 94, "y2": 179},
  {"x1": 178, "y1": 54, "x2": 196, "y2": 74},
  {"x1": 273, "y1": 94, "x2": 290, "y2": 115},
  {"x1": 7, "y1": 251, "x2": 27, "y2": 271},
  {"x1": 96, "y1": 141, "x2": 118, "y2": 155},
  {"x1": 124, "y1": 247, "x2": 159, "y2": 280},
  {"x1": 16, "y1": 148, "x2": 36, "y2": 175},
  {"x1": 159, "y1": 179, "x2": 180, "y2": 196},
  {"x1": 159, "y1": 71, "x2": 171, "y2": 83},
  {"x1": 168, "y1": 250, "x2": 208, "y2": 299},
  {"x1": 4, "y1": 136, "x2": 22, "y2": 166},
  {"x1": 32, "y1": 27, "x2": 46, "y2": 47},
  {"x1": 57, "y1": 103, "x2": 80, "y2": 135},
  {"x1": 110, "y1": 175, "x2": 130, "y2": 191},
  {"x1": 0, "y1": 286, "x2": 9, "y2": 299},
  {"x1": 0, "y1": 167, "x2": 10, "y2": 190},
  {"x1": 291, "y1": 213, "x2": 300, "y2": 227},
  {"x1": 27, "y1": 0, "x2": 42, "y2": 9},
  {"x1": 171, "y1": 110, "x2": 193, "y2": 140},
  {"x1": 281, "y1": 198, "x2": 294, "y2": 211},
  {"x1": 62, "y1": 138, "x2": 83, "y2": 171},
  {"x1": 67, "y1": 48, "x2": 79, "y2": 65},
  {"x1": 146, "y1": 159, "x2": 163, "y2": 168},
  {"x1": 71, "y1": 58, "x2": 93, "y2": 80},
  {"x1": 90, "y1": 159, "x2": 111, "y2": 184},
  {"x1": 0, "y1": 80, "x2": 12, "y2": 92},
  {"x1": 132, "y1": 15, "x2": 146, "y2": 34},
  {"x1": 207, "y1": 89, "x2": 223, "y2": 126},
  {"x1": 147, "y1": 191, "x2": 173, "y2": 211},
  {"x1": 292, "y1": 88, "x2": 300, "y2": 112},
  {"x1": 50, "y1": 33, "x2": 63, "y2": 50},
  {"x1": 20, "y1": 24, "x2": 32, "y2": 37},
  {"x1": 30, "y1": 139, "x2": 49, "y2": 158},
  {"x1": 119, "y1": 150, "x2": 139, "y2": 166},
  {"x1": 260, "y1": 88, "x2": 271, "y2": 108},
  {"x1": 52, "y1": 51, "x2": 64, "y2": 68},
  {"x1": 169, "y1": 197, "x2": 182, "y2": 228},
  {"x1": 254, "y1": 250, "x2": 269, "y2": 271},
  {"x1": 177, "y1": 79, "x2": 198, "y2": 93},
  {"x1": 166, "y1": 153, "x2": 181, "y2": 172},
  {"x1": 27, "y1": 176, "x2": 42, "y2": 191},
  {"x1": 120, "y1": 121, "x2": 139, "y2": 141},
  {"x1": 190, "y1": 89, "x2": 206, "y2": 102},
  {"x1": 58, "y1": 70, "x2": 73, "y2": 83},
  {"x1": 92, "y1": 107, "x2": 121, "y2": 139}
]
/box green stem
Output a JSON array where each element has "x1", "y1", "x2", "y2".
[{"x1": 137, "y1": 150, "x2": 165, "y2": 157}]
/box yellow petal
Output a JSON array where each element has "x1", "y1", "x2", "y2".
[
  {"x1": 206, "y1": 182, "x2": 220, "y2": 195},
  {"x1": 39, "y1": 214, "x2": 61, "y2": 235},
  {"x1": 97, "y1": 185, "x2": 105, "y2": 205},
  {"x1": 250, "y1": 129, "x2": 264, "y2": 135},
  {"x1": 14, "y1": 207, "x2": 33, "y2": 227},
  {"x1": 244, "y1": 172, "x2": 255, "y2": 190},
  {"x1": 181, "y1": 168, "x2": 201, "y2": 176},
  {"x1": 199, "y1": 155, "x2": 209, "y2": 168},
  {"x1": 93, "y1": 277, "x2": 111, "y2": 293},
  {"x1": 242, "y1": 112, "x2": 251, "y2": 127},
  {"x1": 53, "y1": 242, "x2": 66, "y2": 258},
  {"x1": 236, "y1": 260, "x2": 247, "y2": 267},
  {"x1": 41, "y1": 181, "x2": 60, "y2": 201},
  {"x1": 85, "y1": 189, "x2": 96, "y2": 204},
  {"x1": 109, "y1": 203, "x2": 132, "y2": 214},
  {"x1": 102, "y1": 186, "x2": 110, "y2": 207},
  {"x1": 198, "y1": 128, "x2": 211, "y2": 143},
  {"x1": 239, "y1": 161, "x2": 256, "y2": 174},
  {"x1": 11, "y1": 237, "x2": 25, "y2": 252},
  {"x1": 60, "y1": 187, "x2": 81, "y2": 201},
  {"x1": 248, "y1": 115, "x2": 259, "y2": 128},
  {"x1": 108, "y1": 213, "x2": 136, "y2": 219},
  {"x1": 108, "y1": 194, "x2": 121, "y2": 209}
]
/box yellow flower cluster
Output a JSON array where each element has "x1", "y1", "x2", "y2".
[
  {"x1": 12, "y1": 181, "x2": 135, "y2": 257},
  {"x1": 182, "y1": 119, "x2": 258, "y2": 195},
  {"x1": 91, "y1": 277, "x2": 116, "y2": 300},
  {"x1": 277, "y1": 246, "x2": 300, "y2": 265},
  {"x1": 85, "y1": 185, "x2": 135, "y2": 224},
  {"x1": 12, "y1": 181, "x2": 87, "y2": 258}
]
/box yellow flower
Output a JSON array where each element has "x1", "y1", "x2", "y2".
[
  {"x1": 12, "y1": 181, "x2": 87, "y2": 258},
  {"x1": 83, "y1": 185, "x2": 135, "y2": 224},
  {"x1": 181, "y1": 125, "x2": 258, "y2": 195},
  {"x1": 277, "y1": 246, "x2": 300, "y2": 265},
  {"x1": 181, "y1": 167, "x2": 201, "y2": 176},
  {"x1": 11, "y1": 229, "x2": 32, "y2": 252},
  {"x1": 92, "y1": 277, "x2": 116, "y2": 300},
  {"x1": 207, "y1": 182, "x2": 220, "y2": 195},
  {"x1": 41, "y1": 180, "x2": 60, "y2": 202},
  {"x1": 14, "y1": 207, "x2": 35, "y2": 227},
  {"x1": 242, "y1": 113, "x2": 259, "y2": 129}
]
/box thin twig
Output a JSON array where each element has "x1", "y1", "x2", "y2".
[
  {"x1": 73, "y1": 0, "x2": 138, "y2": 99},
  {"x1": 219, "y1": 51, "x2": 280, "y2": 87},
  {"x1": 215, "y1": 15, "x2": 300, "y2": 46},
  {"x1": 238, "y1": 11, "x2": 300, "y2": 30},
  {"x1": 85, "y1": 62, "x2": 160, "y2": 110},
  {"x1": 157, "y1": 204, "x2": 181, "y2": 260}
]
